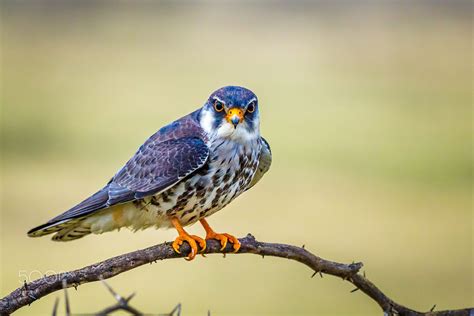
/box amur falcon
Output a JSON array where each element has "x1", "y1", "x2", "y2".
[{"x1": 28, "y1": 86, "x2": 272, "y2": 260}]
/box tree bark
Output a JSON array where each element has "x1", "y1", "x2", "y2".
[{"x1": 0, "y1": 234, "x2": 471, "y2": 315}]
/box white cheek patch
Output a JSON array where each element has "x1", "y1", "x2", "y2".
[{"x1": 200, "y1": 109, "x2": 215, "y2": 134}]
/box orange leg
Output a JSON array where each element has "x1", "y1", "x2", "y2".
[
  {"x1": 171, "y1": 218, "x2": 206, "y2": 261},
  {"x1": 199, "y1": 218, "x2": 241, "y2": 253}
]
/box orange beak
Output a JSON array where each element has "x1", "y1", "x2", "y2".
[{"x1": 226, "y1": 108, "x2": 244, "y2": 127}]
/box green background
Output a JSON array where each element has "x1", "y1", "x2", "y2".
[{"x1": 1, "y1": 1, "x2": 472, "y2": 315}]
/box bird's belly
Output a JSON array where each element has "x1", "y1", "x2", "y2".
[
  {"x1": 86, "y1": 141, "x2": 260, "y2": 234},
  {"x1": 135, "y1": 170, "x2": 253, "y2": 228}
]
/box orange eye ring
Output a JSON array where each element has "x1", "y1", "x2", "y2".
[
  {"x1": 214, "y1": 100, "x2": 224, "y2": 112},
  {"x1": 247, "y1": 101, "x2": 256, "y2": 113}
]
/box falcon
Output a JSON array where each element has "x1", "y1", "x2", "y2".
[{"x1": 28, "y1": 86, "x2": 272, "y2": 260}]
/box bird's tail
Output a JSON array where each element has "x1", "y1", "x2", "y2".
[
  {"x1": 27, "y1": 217, "x2": 93, "y2": 241},
  {"x1": 27, "y1": 186, "x2": 110, "y2": 241}
]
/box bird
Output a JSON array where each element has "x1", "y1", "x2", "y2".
[{"x1": 28, "y1": 86, "x2": 272, "y2": 260}]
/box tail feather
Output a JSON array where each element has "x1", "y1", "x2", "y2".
[
  {"x1": 52, "y1": 224, "x2": 92, "y2": 241},
  {"x1": 27, "y1": 186, "x2": 109, "y2": 240},
  {"x1": 28, "y1": 217, "x2": 93, "y2": 241},
  {"x1": 27, "y1": 219, "x2": 80, "y2": 237}
]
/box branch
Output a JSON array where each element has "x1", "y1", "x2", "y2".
[{"x1": 0, "y1": 234, "x2": 471, "y2": 315}]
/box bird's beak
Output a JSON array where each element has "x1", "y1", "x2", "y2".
[{"x1": 226, "y1": 108, "x2": 244, "y2": 127}]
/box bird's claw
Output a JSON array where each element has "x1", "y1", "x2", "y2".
[
  {"x1": 172, "y1": 234, "x2": 206, "y2": 261},
  {"x1": 206, "y1": 232, "x2": 241, "y2": 253},
  {"x1": 191, "y1": 235, "x2": 207, "y2": 253}
]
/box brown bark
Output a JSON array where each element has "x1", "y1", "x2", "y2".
[{"x1": 0, "y1": 234, "x2": 471, "y2": 315}]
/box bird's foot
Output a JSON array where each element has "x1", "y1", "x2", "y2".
[
  {"x1": 206, "y1": 231, "x2": 241, "y2": 253},
  {"x1": 171, "y1": 217, "x2": 206, "y2": 261},
  {"x1": 199, "y1": 218, "x2": 241, "y2": 253},
  {"x1": 172, "y1": 233, "x2": 206, "y2": 261}
]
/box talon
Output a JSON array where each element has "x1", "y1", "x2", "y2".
[
  {"x1": 172, "y1": 241, "x2": 181, "y2": 254},
  {"x1": 184, "y1": 245, "x2": 196, "y2": 261},
  {"x1": 191, "y1": 235, "x2": 207, "y2": 253},
  {"x1": 171, "y1": 218, "x2": 205, "y2": 261},
  {"x1": 199, "y1": 219, "x2": 240, "y2": 253},
  {"x1": 172, "y1": 234, "x2": 198, "y2": 260},
  {"x1": 223, "y1": 233, "x2": 241, "y2": 253},
  {"x1": 212, "y1": 233, "x2": 228, "y2": 251}
]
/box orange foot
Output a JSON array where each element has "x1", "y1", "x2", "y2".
[
  {"x1": 171, "y1": 218, "x2": 206, "y2": 261},
  {"x1": 199, "y1": 218, "x2": 241, "y2": 253}
]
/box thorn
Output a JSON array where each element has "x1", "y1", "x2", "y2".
[
  {"x1": 101, "y1": 279, "x2": 124, "y2": 304},
  {"x1": 170, "y1": 303, "x2": 182, "y2": 315},
  {"x1": 311, "y1": 271, "x2": 317, "y2": 278},
  {"x1": 319, "y1": 271, "x2": 323, "y2": 278},
  {"x1": 62, "y1": 279, "x2": 70, "y2": 316},
  {"x1": 246, "y1": 233, "x2": 255, "y2": 240},
  {"x1": 350, "y1": 287, "x2": 359, "y2": 293},
  {"x1": 301, "y1": 244, "x2": 305, "y2": 249},
  {"x1": 363, "y1": 270, "x2": 366, "y2": 277},
  {"x1": 125, "y1": 292, "x2": 136, "y2": 303},
  {"x1": 261, "y1": 254, "x2": 265, "y2": 259},
  {"x1": 24, "y1": 279, "x2": 37, "y2": 302},
  {"x1": 430, "y1": 304, "x2": 436, "y2": 312},
  {"x1": 52, "y1": 297, "x2": 59, "y2": 316},
  {"x1": 73, "y1": 283, "x2": 78, "y2": 290},
  {"x1": 222, "y1": 253, "x2": 226, "y2": 258}
]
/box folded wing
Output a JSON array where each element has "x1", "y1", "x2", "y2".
[{"x1": 28, "y1": 136, "x2": 209, "y2": 237}]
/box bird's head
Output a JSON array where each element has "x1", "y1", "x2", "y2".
[{"x1": 200, "y1": 86, "x2": 260, "y2": 142}]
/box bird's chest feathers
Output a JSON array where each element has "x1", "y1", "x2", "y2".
[
  {"x1": 195, "y1": 139, "x2": 260, "y2": 209},
  {"x1": 208, "y1": 139, "x2": 261, "y2": 194},
  {"x1": 130, "y1": 138, "x2": 260, "y2": 228}
]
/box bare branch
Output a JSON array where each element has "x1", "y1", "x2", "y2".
[{"x1": 0, "y1": 234, "x2": 471, "y2": 315}]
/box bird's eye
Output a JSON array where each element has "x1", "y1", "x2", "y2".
[
  {"x1": 247, "y1": 101, "x2": 256, "y2": 113},
  {"x1": 213, "y1": 100, "x2": 224, "y2": 112}
]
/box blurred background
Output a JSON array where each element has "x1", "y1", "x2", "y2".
[{"x1": 1, "y1": 1, "x2": 472, "y2": 315}]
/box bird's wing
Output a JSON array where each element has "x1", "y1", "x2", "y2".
[
  {"x1": 247, "y1": 137, "x2": 272, "y2": 190},
  {"x1": 28, "y1": 111, "x2": 210, "y2": 237},
  {"x1": 108, "y1": 136, "x2": 209, "y2": 203},
  {"x1": 28, "y1": 136, "x2": 209, "y2": 236}
]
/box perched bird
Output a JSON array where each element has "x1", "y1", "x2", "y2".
[{"x1": 28, "y1": 86, "x2": 272, "y2": 260}]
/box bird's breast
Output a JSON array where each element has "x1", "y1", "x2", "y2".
[{"x1": 118, "y1": 138, "x2": 261, "y2": 229}]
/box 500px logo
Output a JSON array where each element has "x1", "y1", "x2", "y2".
[{"x1": 18, "y1": 270, "x2": 74, "y2": 285}]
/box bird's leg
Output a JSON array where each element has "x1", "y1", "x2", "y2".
[
  {"x1": 199, "y1": 218, "x2": 241, "y2": 253},
  {"x1": 171, "y1": 217, "x2": 206, "y2": 261}
]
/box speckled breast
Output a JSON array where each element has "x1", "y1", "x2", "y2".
[{"x1": 135, "y1": 138, "x2": 261, "y2": 227}]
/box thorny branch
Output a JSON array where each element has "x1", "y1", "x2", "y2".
[
  {"x1": 0, "y1": 234, "x2": 471, "y2": 315},
  {"x1": 52, "y1": 278, "x2": 182, "y2": 315}
]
